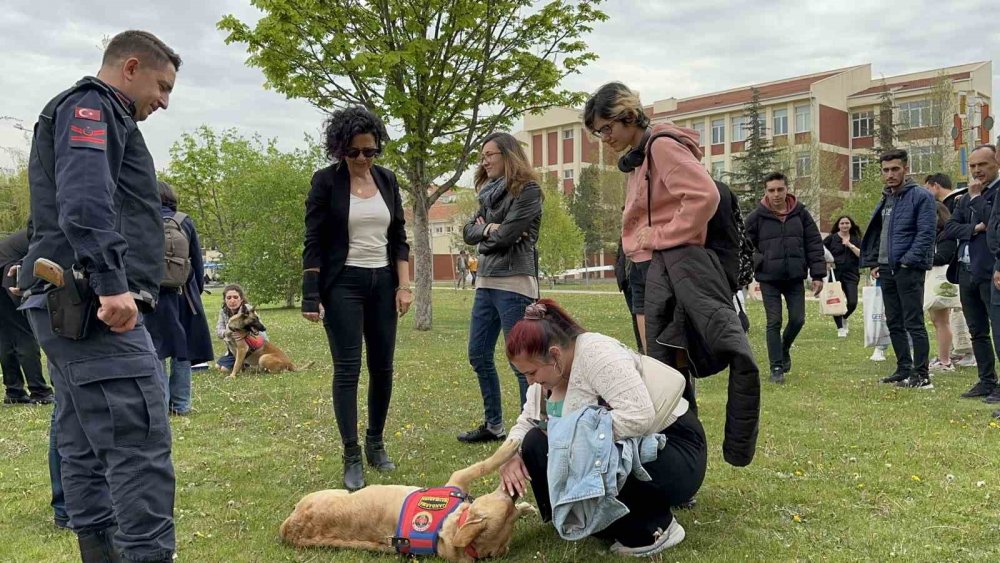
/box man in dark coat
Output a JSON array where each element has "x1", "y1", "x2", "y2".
[
  {"x1": 744, "y1": 172, "x2": 826, "y2": 384},
  {"x1": 144, "y1": 181, "x2": 214, "y2": 415},
  {"x1": 0, "y1": 229, "x2": 52, "y2": 404}
]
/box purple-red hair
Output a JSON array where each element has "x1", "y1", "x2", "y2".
[{"x1": 505, "y1": 299, "x2": 586, "y2": 360}]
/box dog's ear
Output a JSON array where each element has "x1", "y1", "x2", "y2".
[{"x1": 451, "y1": 514, "x2": 488, "y2": 548}]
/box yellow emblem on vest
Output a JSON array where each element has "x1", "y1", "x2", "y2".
[{"x1": 417, "y1": 496, "x2": 449, "y2": 511}]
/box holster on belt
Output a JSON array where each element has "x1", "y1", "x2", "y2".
[{"x1": 46, "y1": 273, "x2": 97, "y2": 340}]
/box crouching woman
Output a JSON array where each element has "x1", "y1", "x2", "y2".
[{"x1": 497, "y1": 299, "x2": 706, "y2": 557}]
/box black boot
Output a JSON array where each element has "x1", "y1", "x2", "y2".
[
  {"x1": 343, "y1": 444, "x2": 365, "y2": 491},
  {"x1": 78, "y1": 525, "x2": 121, "y2": 563},
  {"x1": 365, "y1": 435, "x2": 396, "y2": 472}
]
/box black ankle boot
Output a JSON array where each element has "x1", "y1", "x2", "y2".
[
  {"x1": 365, "y1": 435, "x2": 397, "y2": 472},
  {"x1": 78, "y1": 525, "x2": 121, "y2": 563},
  {"x1": 343, "y1": 444, "x2": 365, "y2": 491}
]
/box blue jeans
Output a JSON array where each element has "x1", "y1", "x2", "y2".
[
  {"x1": 163, "y1": 358, "x2": 192, "y2": 414},
  {"x1": 468, "y1": 288, "x2": 533, "y2": 427},
  {"x1": 48, "y1": 395, "x2": 68, "y2": 526}
]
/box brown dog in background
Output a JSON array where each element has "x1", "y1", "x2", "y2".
[
  {"x1": 224, "y1": 307, "x2": 309, "y2": 379},
  {"x1": 279, "y1": 440, "x2": 535, "y2": 561}
]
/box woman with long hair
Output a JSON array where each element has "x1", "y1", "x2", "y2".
[
  {"x1": 823, "y1": 216, "x2": 863, "y2": 337},
  {"x1": 928, "y1": 201, "x2": 958, "y2": 370},
  {"x1": 457, "y1": 132, "x2": 542, "y2": 444},
  {"x1": 301, "y1": 106, "x2": 412, "y2": 490},
  {"x1": 498, "y1": 298, "x2": 706, "y2": 556}
]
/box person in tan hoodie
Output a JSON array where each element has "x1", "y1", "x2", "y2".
[{"x1": 584, "y1": 82, "x2": 719, "y2": 352}]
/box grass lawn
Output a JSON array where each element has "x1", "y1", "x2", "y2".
[{"x1": 1, "y1": 289, "x2": 998, "y2": 562}]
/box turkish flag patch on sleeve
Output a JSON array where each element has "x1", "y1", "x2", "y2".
[
  {"x1": 74, "y1": 107, "x2": 102, "y2": 121},
  {"x1": 68, "y1": 119, "x2": 107, "y2": 150}
]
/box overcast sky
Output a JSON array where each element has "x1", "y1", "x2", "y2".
[{"x1": 1, "y1": 0, "x2": 996, "y2": 173}]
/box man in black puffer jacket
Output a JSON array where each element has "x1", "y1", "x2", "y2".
[{"x1": 745, "y1": 172, "x2": 826, "y2": 384}]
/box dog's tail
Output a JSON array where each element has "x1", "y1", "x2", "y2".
[
  {"x1": 292, "y1": 360, "x2": 316, "y2": 372},
  {"x1": 446, "y1": 439, "x2": 521, "y2": 492}
]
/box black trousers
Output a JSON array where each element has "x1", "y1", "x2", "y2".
[
  {"x1": 521, "y1": 410, "x2": 707, "y2": 548},
  {"x1": 322, "y1": 266, "x2": 398, "y2": 447},
  {"x1": 833, "y1": 279, "x2": 859, "y2": 329},
  {"x1": 958, "y1": 268, "x2": 999, "y2": 385},
  {"x1": 759, "y1": 279, "x2": 806, "y2": 370},
  {"x1": 880, "y1": 266, "x2": 929, "y2": 377},
  {"x1": 0, "y1": 295, "x2": 49, "y2": 399}
]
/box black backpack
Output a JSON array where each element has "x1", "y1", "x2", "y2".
[{"x1": 645, "y1": 133, "x2": 755, "y2": 294}]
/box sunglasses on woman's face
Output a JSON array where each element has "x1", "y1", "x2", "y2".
[{"x1": 345, "y1": 147, "x2": 381, "y2": 159}]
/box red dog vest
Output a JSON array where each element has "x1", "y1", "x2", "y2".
[
  {"x1": 392, "y1": 486, "x2": 469, "y2": 556},
  {"x1": 245, "y1": 334, "x2": 265, "y2": 352}
]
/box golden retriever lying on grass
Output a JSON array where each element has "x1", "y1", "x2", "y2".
[{"x1": 279, "y1": 441, "x2": 535, "y2": 561}]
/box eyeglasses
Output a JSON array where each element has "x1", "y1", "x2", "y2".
[
  {"x1": 345, "y1": 147, "x2": 381, "y2": 159},
  {"x1": 479, "y1": 151, "x2": 502, "y2": 162},
  {"x1": 591, "y1": 122, "x2": 616, "y2": 138}
]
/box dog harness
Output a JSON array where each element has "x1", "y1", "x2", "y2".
[
  {"x1": 392, "y1": 486, "x2": 473, "y2": 557},
  {"x1": 244, "y1": 333, "x2": 265, "y2": 352}
]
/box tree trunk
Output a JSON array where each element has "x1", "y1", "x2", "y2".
[{"x1": 411, "y1": 193, "x2": 433, "y2": 331}]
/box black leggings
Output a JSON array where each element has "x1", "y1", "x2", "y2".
[
  {"x1": 833, "y1": 279, "x2": 859, "y2": 329},
  {"x1": 323, "y1": 266, "x2": 398, "y2": 447},
  {"x1": 521, "y1": 409, "x2": 707, "y2": 547}
]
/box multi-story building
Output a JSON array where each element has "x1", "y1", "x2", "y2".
[
  {"x1": 403, "y1": 192, "x2": 472, "y2": 281},
  {"x1": 520, "y1": 62, "x2": 993, "y2": 202}
]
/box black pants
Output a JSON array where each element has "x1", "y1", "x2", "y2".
[
  {"x1": 833, "y1": 279, "x2": 859, "y2": 329},
  {"x1": 880, "y1": 266, "x2": 929, "y2": 377},
  {"x1": 521, "y1": 410, "x2": 707, "y2": 548},
  {"x1": 323, "y1": 266, "x2": 398, "y2": 447},
  {"x1": 959, "y1": 268, "x2": 999, "y2": 385},
  {"x1": 0, "y1": 295, "x2": 49, "y2": 399},
  {"x1": 759, "y1": 279, "x2": 806, "y2": 370},
  {"x1": 620, "y1": 276, "x2": 642, "y2": 351}
]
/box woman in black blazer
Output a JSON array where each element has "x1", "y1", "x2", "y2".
[{"x1": 301, "y1": 106, "x2": 412, "y2": 491}]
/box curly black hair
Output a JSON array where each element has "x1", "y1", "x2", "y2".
[{"x1": 322, "y1": 106, "x2": 389, "y2": 162}]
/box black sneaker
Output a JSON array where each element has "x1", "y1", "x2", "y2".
[
  {"x1": 896, "y1": 376, "x2": 933, "y2": 389},
  {"x1": 30, "y1": 394, "x2": 54, "y2": 405},
  {"x1": 984, "y1": 389, "x2": 1000, "y2": 404},
  {"x1": 457, "y1": 424, "x2": 506, "y2": 443},
  {"x1": 881, "y1": 372, "x2": 909, "y2": 384},
  {"x1": 3, "y1": 395, "x2": 33, "y2": 405},
  {"x1": 960, "y1": 381, "x2": 996, "y2": 399},
  {"x1": 769, "y1": 367, "x2": 785, "y2": 384},
  {"x1": 993, "y1": 409, "x2": 1000, "y2": 419},
  {"x1": 782, "y1": 355, "x2": 792, "y2": 374}
]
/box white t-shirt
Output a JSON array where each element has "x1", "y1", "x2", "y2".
[{"x1": 345, "y1": 192, "x2": 390, "y2": 268}]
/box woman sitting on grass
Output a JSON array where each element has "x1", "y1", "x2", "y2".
[
  {"x1": 215, "y1": 283, "x2": 266, "y2": 371},
  {"x1": 498, "y1": 298, "x2": 707, "y2": 557}
]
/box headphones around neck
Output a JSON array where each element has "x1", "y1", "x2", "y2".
[{"x1": 617, "y1": 129, "x2": 652, "y2": 173}]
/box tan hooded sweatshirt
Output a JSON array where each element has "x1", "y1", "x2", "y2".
[{"x1": 621, "y1": 123, "x2": 720, "y2": 262}]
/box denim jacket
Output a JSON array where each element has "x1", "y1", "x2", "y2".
[{"x1": 547, "y1": 405, "x2": 666, "y2": 540}]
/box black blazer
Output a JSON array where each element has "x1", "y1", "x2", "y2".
[{"x1": 303, "y1": 163, "x2": 410, "y2": 295}]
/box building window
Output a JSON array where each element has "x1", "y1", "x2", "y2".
[
  {"x1": 796, "y1": 152, "x2": 812, "y2": 177},
  {"x1": 898, "y1": 100, "x2": 941, "y2": 129},
  {"x1": 434, "y1": 226, "x2": 443, "y2": 234},
  {"x1": 711, "y1": 161, "x2": 725, "y2": 180},
  {"x1": 446, "y1": 226, "x2": 453, "y2": 233},
  {"x1": 563, "y1": 169, "x2": 574, "y2": 180},
  {"x1": 794, "y1": 105, "x2": 811, "y2": 133},
  {"x1": 908, "y1": 146, "x2": 935, "y2": 173},
  {"x1": 711, "y1": 119, "x2": 725, "y2": 144},
  {"x1": 563, "y1": 129, "x2": 574, "y2": 140},
  {"x1": 773, "y1": 108, "x2": 788, "y2": 136},
  {"x1": 731, "y1": 116, "x2": 748, "y2": 142},
  {"x1": 690, "y1": 121, "x2": 706, "y2": 145},
  {"x1": 851, "y1": 111, "x2": 874, "y2": 138},
  {"x1": 851, "y1": 155, "x2": 871, "y2": 181}
]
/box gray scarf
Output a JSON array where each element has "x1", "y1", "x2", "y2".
[{"x1": 479, "y1": 176, "x2": 507, "y2": 208}]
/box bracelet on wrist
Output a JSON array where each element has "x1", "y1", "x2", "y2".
[{"x1": 396, "y1": 286, "x2": 413, "y2": 293}]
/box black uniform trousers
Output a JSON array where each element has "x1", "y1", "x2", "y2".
[
  {"x1": 0, "y1": 295, "x2": 49, "y2": 399},
  {"x1": 26, "y1": 308, "x2": 175, "y2": 562}
]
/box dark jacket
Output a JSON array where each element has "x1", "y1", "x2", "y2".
[
  {"x1": 744, "y1": 196, "x2": 826, "y2": 282},
  {"x1": 20, "y1": 76, "x2": 164, "y2": 308},
  {"x1": 144, "y1": 207, "x2": 214, "y2": 364},
  {"x1": 861, "y1": 179, "x2": 940, "y2": 271},
  {"x1": 942, "y1": 187, "x2": 967, "y2": 214},
  {"x1": 644, "y1": 246, "x2": 760, "y2": 468},
  {"x1": 823, "y1": 233, "x2": 862, "y2": 283},
  {"x1": 463, "y1": 181, "x2": 542, "y2": 279},
  {"x1": 303, "y1": 163, "x2": 410, "y2": 297},
  {"x1": 944, "y1": 180, "x2": 998, "y2": 281},
  {"x1": 707, "y1": 180, "x2": 744, "y2": 293},
  {"x1": 933, "y1": 202, "x2": 957, "y2": 268},
  {"x1": 0, "y1": 230, "x2": 29, "y2": 305}
]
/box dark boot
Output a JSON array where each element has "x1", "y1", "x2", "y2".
[
  {"x1": 365, "y1": 435, "x2": 396, "y2": 472},
  {"x1": 78, "y1": 525, "x2": 121, "y2": 563},
  {"x1": 343, "y1": 444, "x2": 365, "y2": 491}
]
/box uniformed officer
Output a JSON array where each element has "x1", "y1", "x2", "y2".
[
  {"x1": 18, "y1": 30, "x2": 181, "y2": 563},
  {"x1": 0, "y1": 229, "x2": 51, "y2": 404}
]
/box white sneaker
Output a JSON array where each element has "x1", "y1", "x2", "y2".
[
  {"x1": 609, "y1": 518, "x2": 686, "y2": 557},
  {"x1": 870, "y1": 348, "x2": 886, "y2": 362},
  {"x1": 929, "y1": 359, "x2": 955, "y2": 372},
  {"x1": 837, "y1": 328, "x2": 848, "y2": 338},
  {"x1": 956, "y1": 354, "x2": 978, "y2": 368}
]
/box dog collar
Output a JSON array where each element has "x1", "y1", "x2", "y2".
[{"x1": 456, "y1": 505, "x2": 480, "y2": 560}]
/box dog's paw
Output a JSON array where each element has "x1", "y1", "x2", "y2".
[
  {"x1": 225, "y1": 375, "x2": 236, "y2": 381},
  {"x1": 515, "y1": 502, "x2": 538, "y2": 516}
]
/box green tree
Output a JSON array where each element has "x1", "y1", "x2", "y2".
[
  {"x1": 537, "y1": 179, "x2": 583, "y2": 286},
  {"x1": 219, "y1": 0, "x2": 606, "y2": 330},
  {"x1": 831, "y1": 161, "x2": 883, "y2": 232},
  {"x1": 0, "y1": 151, "x2": 30, "y2": 235},
  {"x1": 873, "y1": 80, "x2": 896, "y2": 157},
  {"x1": 569, "y1": 165, "x2": 625, "y2": 256},
  {"x1": 730, "y1": 87, "x2": 786, "y2": 207}
]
